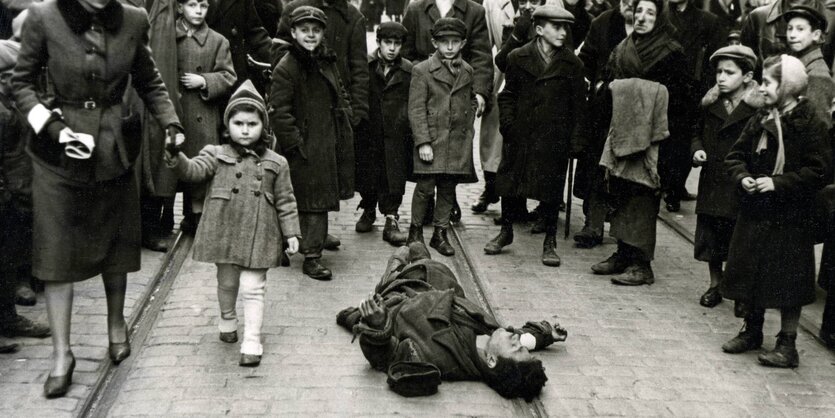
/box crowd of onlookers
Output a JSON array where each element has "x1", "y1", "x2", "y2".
[{"x1": 0, "y1": 0, "x2": 834, "y2": 401}]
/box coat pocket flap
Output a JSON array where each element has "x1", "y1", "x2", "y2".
[{"x1": 209, "y1": 189, "x2": 233, "y2": 200}]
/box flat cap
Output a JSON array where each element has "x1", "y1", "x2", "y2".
[
  {"x1": 709, "y1": 44, "x2": 757, "y2": 70},
  {"x1": 431, "y1": 17, "x2": 467, "y2": 39},
  {"x1": 532, "y1": 5, "x2": 575, "y2": 24},
  {"x1": 783, "y1": 5, "x2": 827, "y2": 31},
  {"x1": 290, "y1": 5, "x2": 327, "y2": 27},
  {"x1": 377, "y1": 21, "x2": 408, "y2": 40}
]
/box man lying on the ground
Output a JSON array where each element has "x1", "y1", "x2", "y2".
[{"x1": 336, "y1": 243, "x2": 567, "y2": 400}]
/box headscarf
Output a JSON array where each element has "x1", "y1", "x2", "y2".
[{"x1": 606, "y1": 0, "x2": 682, "y2": 79}]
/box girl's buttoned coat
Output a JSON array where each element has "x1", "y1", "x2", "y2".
[
  {"x1": 723, "y1": 99, "x2": 833, "y2": 308},
  {"x1": 176, "y1": 22, "x2": 237, "y2": 158},
  {"x1": 173, "y1": 144, "x2": 300, "y2": 268},
  {"x1": 495, "y1": 40, "x2": 586, "y2": 203}
]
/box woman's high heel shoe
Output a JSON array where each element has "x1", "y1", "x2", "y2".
[
  {"x1": 109, "y1": 335, "x2": 131, "y2": 364},
  {"x1": 44, "y1": 356, "x2": 75, "y2": 398}
]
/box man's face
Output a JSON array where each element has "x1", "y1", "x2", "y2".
[
  {"x1": 432, "y1": 35, "x2": 466, "y2": 60},
  {"x1": 291, "y1": 21, "x2": 325, "y2": 52},
  {"x1": 377, "y1": 38, "x2": 403, "y2": 62},
  {"x1": 485, "y1": 329, "x2": 533, "y2": 363},
  {"x1": 519, "y1": 0, "x2": 543, "y2": 14},
  {"x1": 619, "y1": 0, "x2": 634, "y2": 22},
  {"x1": 536, "y1": 21, "x2": 568, "y2": 48}
]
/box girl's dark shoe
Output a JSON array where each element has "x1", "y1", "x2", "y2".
[
  {"x1": 722, "y1": 322, "x2": 764, "y2": 354},
  {"x1": 406, "y1": 224, "x2": 424, "y2": 245},
  {"x1": 109, "y1": 331, "x2": 131, "y2": 364},
  {"x1": 758, "y1": 332, "x2": 799, "y2": 368},
  {"x1": 700, "y1": 287, "x2": 723, "y2": 308},
  {"x1": 355, "y1": 209, "x2": 376, "y2": 233},
  {"x1": 429, "y1": 227, "x2": 455, "y2": 256},
  {"x1": 382, "y1": 217, "x2": 408, "y2": 246},
  {"x1": 303, "y1": 258, "x2": 333, "y2": 281},
  {"x1": 219, "y1": 331, "x2": 238, "y2": 343},
  {"x1": 44, "y1": 355, "x2": 75, "y2": 398},
  {"x1": 591, "y1": 252, "x2": 630, "y2": 275},
  {"x1": 541, "y1": 234, "x2": 561, "y2": 267},
  {"x1": 239, "y1": 354, "x2": 261, "y2": 367},
  {"x1": 484, "y1": 224, "x2": 513, "y2": 255}
]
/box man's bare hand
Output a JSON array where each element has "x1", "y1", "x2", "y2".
[{"x1": 359, "y1": 293, "x2": 387, "y2": 329}]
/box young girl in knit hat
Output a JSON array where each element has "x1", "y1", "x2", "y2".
[
  {"x1": 722, "y1": 54, "x2": 832, "y2": 368},
  {"x1": 165, "y1": 80, "x2": 300, "y2": 367}
]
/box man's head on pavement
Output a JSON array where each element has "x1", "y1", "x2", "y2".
[{"x1": 481, "y1": 328, "x2": 548, "y2": 401}]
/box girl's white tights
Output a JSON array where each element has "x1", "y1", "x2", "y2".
[{"x1": 216, "y1": 264, "x2": 267, "y2": 355}]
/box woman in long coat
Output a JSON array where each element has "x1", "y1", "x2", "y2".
[{"x1": 12, "y1": 0, "x2": 181, "y2": 397}]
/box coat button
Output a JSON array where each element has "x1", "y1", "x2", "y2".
[
  {"x1": 237, "y1": 157, "x2": 242, "y2": 163},
  {"x1": 254, "y1": 191, "x2": 261, "y2": 197},
  {"x1": 256, "y1": 174, "x2": 262, "y2": 180},
  {"x1": 231, "y1": 27, "x2": 238, "y2": 36},
  {"x1": 197, "y1": 116, "x2": 203, "y2": 122},
  {"x1": 232, "y1": 188, "x2": 239, "y2": 193},
  {"x1": 196, "y1": 66, "x2": 203, "y2": 72},
  {"x1": 236, "y1": 172, "x2": 242, "y2": 178}
]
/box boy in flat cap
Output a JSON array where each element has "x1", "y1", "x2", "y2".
[
  {"x1": 270, "y1": 6, "x2": 355, "y2": 281},
  {"x1": 691, "y1": 45, "x2": 761, "y2": 308},
  {"x1": 407, "y1": 17, "x2": 477, "y2": 257},
  {"x1": 354, "y1": 22, "x2": 413, "y2": 247},
  {"x1": 783, "y1": 4, "x2": 835, "y2": 127},
  {"x1": 484, "y1": 5, "x2": 586, "y2": 267}
]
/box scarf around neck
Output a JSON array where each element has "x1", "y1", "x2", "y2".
[{"x1": 608, "y1": 13, "x2": 681, "y2": 78}]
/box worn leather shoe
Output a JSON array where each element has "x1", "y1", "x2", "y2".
[
  {"x1": 15, "y1": 283, "x2": 37, "y2": 306},
  {"x1": 0, "y1": 315, "x2": 50, "y2": 338},
  {"x1": 355, "y1": 209, "x2": 376, "y2": 233},
  {"x1": 219, "y1": 331, "x2": 238, "y2": 343},
  {"x1": 722, "y1": 323, "x2": 763, "y2": 354},
  {"x1": 541, "y1": 235, "x2": 561, "y2": 267},
  {"x1": 573, "y1": 227, "x2": 603, "y2": 249},
  {"x1": 382, "y1": 216, "x2": 408, "y2": 246},
  {"x1": 44, "y1": 355, "x2": 75, "y2": 398},
  {"x1": 484, "y1": 224, "x2": 513, "y2": 255},
  {"x1": 699, "y1": 286, "x2": 723, "y2": 308},
  {"x1": 323, "y1": 234, "x2": 341, "y2": 250},
  {"x1": 109, "y1": 339, "x2": 131, "y2": 364},
  {"x1": 758, "y1": 332, "x2": 799, "y2": 368},
  {"x1": 611, "y1": 264, "x2": 654, "y2": 286},
  {"x1": 239, "y1": 353, "x2": 261, "y2": 367},
  {"x1": 591, "y1": 253, "x2": 630, "y2": 275},
  {"x1": 303, "y1": 258, "x2": 333, "y2": 281},
  {"x1": 429, "y1": 227, "x2": 455, "y2": 256}
]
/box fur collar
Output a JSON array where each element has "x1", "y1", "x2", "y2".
[
  {"x1": 701, "y1": 81, "x2": 764, "y2": 109},
  {"x1": 288, "y1": 42, "x2": 337, "y2": 71},
  {"x1": 57, "y1": 0, "x2": 124, "y2": 34}
]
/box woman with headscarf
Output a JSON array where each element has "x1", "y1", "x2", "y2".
[
  {"x1": 588, "y1": 0, "x2": 697, "y2": 285},
  {"x1": 12, "y1": 0, "x2": 182, "y2": 398}
]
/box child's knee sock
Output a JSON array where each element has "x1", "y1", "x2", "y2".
[
  {"x1": 780, "y1": 306, "x2": 801, "y2": 334},
  {"x1": 239, "y1": 269, "x2": 267, "y2": 355},
  {"x1": 216, "y1": 264, "x2": 240, "y2": 333}
]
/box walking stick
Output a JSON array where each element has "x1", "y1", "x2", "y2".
[{"x1": 564, "y1": 158, "x2": 575, "y2": 239}]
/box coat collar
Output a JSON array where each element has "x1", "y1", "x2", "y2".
[
  {"x1": 58, "y1": 0, "x2": 124, "y2": 34},
  {"x1": 369, "y1": 53, "x2": 413, "y2": 89},
  {"x1": 176, "y1": 19, "x2": 210, "y2": 46},
  {"x1": 798, "y1": 47, "x2": 825, "y2": 71},
  {"x1": 424, "y1": 0, "x2": 469, "y2": 20},
  {"x1": 702, "y1": 81, "x2": 764, "y2": 130},
  {"x1": 514, "y1": 39, "x2": 580, "y2": 80},
  {"x1": 428, "y1": 52, "x2": 473, "y2": 94}
]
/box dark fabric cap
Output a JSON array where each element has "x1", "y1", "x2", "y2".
[
  {"x1": 431, "y1": 17, "x2": 467, "y2": 39},
  {"x1": 709, "y1": 45, "x2": 757, "y2": 70},
  {"x1": 377, "y1": 21, "x2": 408, "y2": 40},
  {"x1": 532, "y1": 5, "x2": 575, "y2": 24},
  {"x1": 290, "y1": 5, "x2": 327, "y2": 27},
  {"x1": 387, "y1": 361, "x2": 442, "y2": 397},
  {"x1": 783, "y1": 5, "x2": 827, "y2": 31}
]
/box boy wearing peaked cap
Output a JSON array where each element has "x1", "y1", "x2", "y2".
[
  {"x1": 270, "y1": 6, "x2": 355, "y2": 281},
  {"x1": 783, "y1": 4, "x2": 835, "y2": 127},
  {"x1": 484, "y1": 5, "x2": 586, "y2": 267},
  {"x1": 406, "y1": 17, "x2": 477, "y2": 257},
  {"x1": 354, "y1": 22, "x2": 413, "y2": 246}
]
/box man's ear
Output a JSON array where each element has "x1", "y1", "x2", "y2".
[{"x1": 486, "y1": 353, "x2": 497, "y2": 368}]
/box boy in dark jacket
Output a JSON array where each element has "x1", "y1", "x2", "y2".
[
  {"x1": 0, "y1": 39, "x2": 50, "y2": 348},
  {"x1": 406, "y1": 17, "x2": 477, "y2": 257},
  {"x1": 691, "y1": 45, "x2": 761, "y2": 308},
  {"x1": 270, "y1": 6, "x2": 355, "y2": 281},
  {"x1": 484, "y1": 5, "x2": 586, "y2": 267},
  {"x1": 354, "y1": 22, "x2": 412, "y2": 246}
]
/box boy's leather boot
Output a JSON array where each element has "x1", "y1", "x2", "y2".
[
  {"x1": 484, "y1": 223, "x2": 513, "y2": 255},
  {"x1": 407, "y1": 224, "x2": 424, "y2": 245},
  {"x1": 383, "y1": 216, "x2": 408, "y2": 246},
  {"x1": 430, "y1": 227, "x2": 455, "y2": 256},
  {"x1": 541, "y1": 233, "x2": 561, "y2": 267},
  {"x1": 758, "y1": 332, "x2": 799, "y2": 368},
  {"x1": 355, "y1": 208, "x2": 376, "y2": 233},
  {"x1": 722, "y1": 312, "x2": 764, "y2": 353},
  {"x1": 303, "y1": 258, "x2": 332, "y2": 281}
]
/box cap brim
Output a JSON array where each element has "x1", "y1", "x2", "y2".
[
  {"x1": 292, "y1": 17, "x2": 327, "y2": 27},
  {"x1": 432, "y1": 30, "x2": 466, "y2": 38}
]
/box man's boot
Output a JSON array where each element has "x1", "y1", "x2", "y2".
[
  {"x1": 407, "y1": 224, "x2": 424, "y2": 245},
  {"x1": 722, "y1": 313, "x2": 764, "y2": 354},
  {"x1": 484, "y1": 223, "x2": 513, "y2": 255},
  {"x1": 355, "y1": 208, "x2": 376, "y2": 233},
  {"x1": 472, "y1": 172, "x2": 499, "y2": 213},
  {"x1": 302, "y1": 258, "x2": 333, "y2": 281},
  {"x1": 591, "y1": 251, "x2": 630, "y2": 275},
  {"x1": 429, "y1": 227, "x2": 455, "y2": 256},
  {"x1": 758, "y1": 332, "x2": 799, "y2": 368},
  {"x1": 611, "y1": 262, "x2": 654, "y2": 285},
  {"x1": 541, "y1": 233, "x2": 561, "y2": 267},
  {"x1": 382, "y1": 216, "x2": 408, "y2": 246}
]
